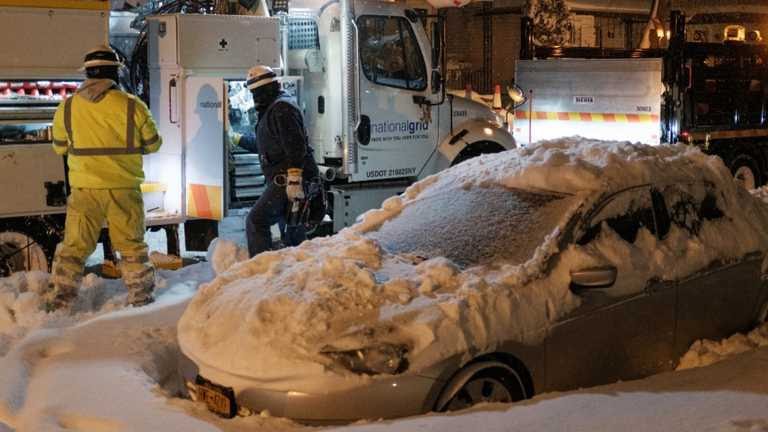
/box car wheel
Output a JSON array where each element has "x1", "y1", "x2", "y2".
[
  {"x1": 731, "y1": 154, "x2": 762, "y2": 190},
  {"x1": 440, "y1": 366, "x2": 526, "y2": 412}
]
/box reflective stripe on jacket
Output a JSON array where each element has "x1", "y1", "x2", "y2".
[{"x1": 52, "y1": 80, "x2": 162, "y2": 189}]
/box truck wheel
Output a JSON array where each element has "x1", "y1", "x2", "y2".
[
  {"x1": 731, "y1": 155, "x2": 762, "y2": 190},
  {"x1": 451, "y1": 141, "x2": 505, "y2": 166},
  {"x1": 0, "y1": 231, "x2": 48, "y2": 277}
]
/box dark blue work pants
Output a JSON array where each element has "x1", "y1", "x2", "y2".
[{"x1": 245, "y1": 181, "x2": 306, "y2": 257}]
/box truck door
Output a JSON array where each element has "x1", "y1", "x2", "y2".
[
  {"x1": 184, "y1": 76, "x2": 225, "y2": 221},
  {"x1": 353, "y1": 11, "x2": 436, "y2": 182}
]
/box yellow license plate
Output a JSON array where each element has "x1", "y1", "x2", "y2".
[{"x1": 197, "y1": 382, "x2": 235, "y2": 418}]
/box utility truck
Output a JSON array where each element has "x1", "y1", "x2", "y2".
[
  {"x1": 514, "y1": 12, "x2": 768, "y2": 190},
  {"x1": 142, "y1": 0, "x2": 515, "y2": 243},
  {"x1": 0, "y1": 0, "x2": 514, "y2": 274}
]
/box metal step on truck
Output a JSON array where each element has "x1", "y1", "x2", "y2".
[
  {"x1": 0, "y1": 0, "x2": 514, "y2": 275},
  {"x1": 514, "y1": 11, "x2": 768, "y2": 190}
]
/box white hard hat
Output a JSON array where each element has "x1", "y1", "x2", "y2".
[
  {"x1": 81, "y1": 45, "x2": 122, "y2": 71},
  {"x1": 246, "y1": 65, "x2": 278, "y2": 91}
]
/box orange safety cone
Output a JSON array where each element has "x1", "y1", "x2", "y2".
[{"x1": 492, "y1": 84, "x2": 502, "y2": 111}]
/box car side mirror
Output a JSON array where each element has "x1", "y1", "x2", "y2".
[{"x1": 570, "y1": 266, "x2": 618, "y2": 290}]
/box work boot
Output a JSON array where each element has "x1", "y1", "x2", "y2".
[{"x1": 123, "y1": 265, "x2": 156, "y2": 308}]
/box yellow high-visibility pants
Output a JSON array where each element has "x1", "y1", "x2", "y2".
[{"x1": 49, "y1": 188, "x2": 154, "y2": 306}]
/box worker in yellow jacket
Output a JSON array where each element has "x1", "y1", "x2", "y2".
[{"x1": 45, "y1": 45, "x2": 162, "y2": 312}]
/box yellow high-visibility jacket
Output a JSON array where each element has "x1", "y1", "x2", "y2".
[{"x1": 52, "y1": 79, "x2": 162, "y2": 189}]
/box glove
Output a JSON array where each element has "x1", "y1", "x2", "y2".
[
  {"x1": 286, "y1": 168, "x2": 304, "y2": 201},
  {"x1": 227, "y1": 131, "x2": 242, "y2": 149}
]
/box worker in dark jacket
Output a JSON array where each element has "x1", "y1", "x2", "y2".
[{"x1": 233, "y1": 65, "x2": 319, "y2": 257}]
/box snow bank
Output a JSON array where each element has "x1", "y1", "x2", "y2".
[
  {"x1": 179, "y1": 138, "x2": 768, "y2": 392},
  {"x1": 677, "y1": 322, "x2": 768, "y2": 370},
  {"x1": 207, "y1": 238, "x2": 249, "y2": 275},
  {"x1": 0, "y1": 263, "x2": 216, "y2": 431}
]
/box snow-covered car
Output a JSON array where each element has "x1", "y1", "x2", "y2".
[{"x1": 177, "y1": 138, "x2": 768, "y2": 422}]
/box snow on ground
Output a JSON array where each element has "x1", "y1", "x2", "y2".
[
  {"x1": 0, "y1": 261, "x2": 765, "y2": 432},
  {"x1": 677, "y1": 320, "x2": 768, "y2": 371}
]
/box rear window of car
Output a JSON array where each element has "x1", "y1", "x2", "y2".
[{"x1": 366, "y1": 186, "x2": 576, "y2": 268}]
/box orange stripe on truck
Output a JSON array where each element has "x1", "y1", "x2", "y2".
[
  {"x1": 515, "y1": 110, "x2": 659, "y2": 123},
  {"x1": 187, "y1": 184, "x2": 223, "y2": 220}
]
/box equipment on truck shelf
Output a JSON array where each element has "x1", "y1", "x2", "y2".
[{"x1": 515, "y1": 11, "x2": 768, "y2": 190}]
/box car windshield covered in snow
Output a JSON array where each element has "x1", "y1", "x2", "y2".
[{"x1": 366, "y1": 185, "x2": 576, "y2": 268}]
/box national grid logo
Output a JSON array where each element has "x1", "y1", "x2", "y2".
[{"x1": 372, "y1": 120, "x2": 429, "y2": 135}]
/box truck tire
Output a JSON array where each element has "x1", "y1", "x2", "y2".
[
  {"x1": 0, "y1": 231, "x2": 48, "y2": 277},
  {"x1": 731, "y1": 154, "x2": 762, "y2": 190},
  {"x1": 451, "y1": 141, "x2": 505, "y2": 166}
]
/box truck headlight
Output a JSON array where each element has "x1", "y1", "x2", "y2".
[{"x1": 322, "y1": 344, "x2": 409, "y2": 375}]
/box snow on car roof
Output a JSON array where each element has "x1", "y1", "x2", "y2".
[
  {"x1": 178, "y1": 138, "x2": 768, "y2": 393},
  {"x1": 355, "y1": 137, "x2": 736, "y2": 233}
]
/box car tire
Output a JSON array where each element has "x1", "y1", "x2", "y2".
[
  {"x1": 439, "y1": 366, "x2": 526, "y2": 412},
  {"x1": 731, "y1": 154, "x2": 762, "y2": 190}
]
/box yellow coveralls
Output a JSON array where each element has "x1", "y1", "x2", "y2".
[{"x1": 48, "y1": 79, "x2": 162, "y2": 308}]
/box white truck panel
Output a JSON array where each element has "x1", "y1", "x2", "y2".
[
  {"x1": 514, "y1": 58, "x2": 664, "y2": 146},
  {"x1": 146, "y1": 67, "x2": 183, "y2": 219},
  {"x1": 0, "y1": 144, "x2": 65, "y2": 217},
  {"x1": 0, "y1": 7, "x2": 107, "y2": 79},
  {"x1": 148, "y1": 14, "x2": 280, "y2": 70},
  {"x1": 183, "y1": 76, "x2": 225, "y2": 220}
]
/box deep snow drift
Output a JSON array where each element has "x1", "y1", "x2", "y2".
[{"x1": 178, "y1": 138, "x2": 768, "y2": 393}]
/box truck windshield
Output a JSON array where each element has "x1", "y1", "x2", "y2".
[
  {"x1": 358, "y1": 15, "x2": 427, "y2": 91},
  {"x1": 366, "y1": 186, "x2": 576, "y2": 268}
]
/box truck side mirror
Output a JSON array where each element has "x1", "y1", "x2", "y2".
[
  {"x1": 431, "y1": 21, "x2": 441, "y2": 70},
  {"x1": 432, "y1": 70, "x2": 442, "y2": 94}
]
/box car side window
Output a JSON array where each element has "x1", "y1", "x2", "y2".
[
  {"x1": 578, "y1": 188, "x2": 657, "y2": 245},
  {"x1": 661, "y1": 185, "x2": 701, "y2": 235},
  {"x1": 655, "y1": 184, "x2": 725, "y2": 237},
  {"x1": 699, "y1": 189, "x2": 725, "y2": 221},
  {"x1": 358, "y1": 16, "x2": 427, "y2": 91}
]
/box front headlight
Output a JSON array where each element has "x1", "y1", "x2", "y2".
[{"x1": 322, "y1": 344, "x2": 409, "y2": 376}]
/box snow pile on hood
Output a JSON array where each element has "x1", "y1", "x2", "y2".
[
  {"x1": 178, "y1": 138, "x2": 768, "y2": 392},
  {"x1": 677, "y1": 322, "x2": 768, "y2": 371}
]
